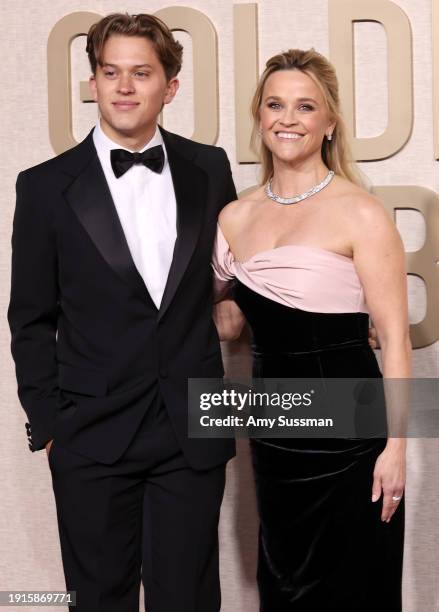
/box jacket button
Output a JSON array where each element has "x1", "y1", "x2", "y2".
[{"x1": 159, "y1": 368, "x2": 168, "y2": 379}]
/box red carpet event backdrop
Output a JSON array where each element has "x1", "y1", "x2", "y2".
[{"x1": 0, "y1": 1, "x2": 438, "y2": 610}]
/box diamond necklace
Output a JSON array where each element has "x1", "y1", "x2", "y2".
[{"x1": 265, "y1": 170, "x2": 335, "y2": 205}]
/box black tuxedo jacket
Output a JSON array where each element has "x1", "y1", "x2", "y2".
[{"x1": 8, "y1": 127, "x2": 237, "y2": 469}]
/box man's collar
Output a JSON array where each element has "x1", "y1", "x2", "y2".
[{"x1": 93, "y1": 119, "x2": 166, "y2": 156}]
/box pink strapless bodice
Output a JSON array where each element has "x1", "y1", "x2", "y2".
[{"x1": 212, "y1": 224, "x2": 368, "y2": 314}]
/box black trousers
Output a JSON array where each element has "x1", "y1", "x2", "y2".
[{"x1": 49, "y1": 396, "x2": 226, "y2": 612}]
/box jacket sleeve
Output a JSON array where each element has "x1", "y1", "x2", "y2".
[
  {"x1": 218, "y1": 148, "x2": 238, "y2": 208},
  {"x1": 7, "y1": 171, "x2": 59, "y2": 451}
]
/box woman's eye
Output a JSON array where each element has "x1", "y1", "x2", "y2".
[
  {"x1": 299, "y1": 104, "x2": 314, "y2": 111},
  {"x1": 268, "y1": 102, "x2": 281, "y2": 109}
]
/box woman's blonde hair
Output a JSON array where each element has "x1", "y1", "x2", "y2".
[{"x1": 251, "y1": 48, "x2": 363, "y2": 186}]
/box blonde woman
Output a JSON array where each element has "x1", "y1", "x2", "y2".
[{"x1": 213, "y1": 49, "x2": 409, "y2": 611}]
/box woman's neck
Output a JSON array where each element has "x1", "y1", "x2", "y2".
[{"x1": 270, "y1": 157, "x2": 330, "y2": 198}]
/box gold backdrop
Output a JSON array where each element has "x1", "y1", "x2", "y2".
[{"x1": 0, "y1": 1, "x2": 438, "y2": 610}]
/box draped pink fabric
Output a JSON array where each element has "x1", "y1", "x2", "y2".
[{"x1": 212, "y1": 224, "x2": 368, "y2": 314}]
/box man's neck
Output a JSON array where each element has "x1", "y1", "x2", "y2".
[{"x1": 99, "y1": 119, "x2": 158, "y2": 151}]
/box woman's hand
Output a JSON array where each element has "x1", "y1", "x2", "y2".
[
  {"x1": 371, "y1": 441, "x2": 406, "y2": 522},
  {"x1": 368, "y1": 325, "x2": 378, "y2": 350},
  {"x1": 213, "y1": 299, "x2": 246, "y2": 341}
]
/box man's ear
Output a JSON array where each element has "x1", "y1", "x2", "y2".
[
  {"x1": 89, "y1": 74, "x2": 98, "y2": 103},
  {"x1": 163, "y1": 77, "x2": 179, "y2": 105}
]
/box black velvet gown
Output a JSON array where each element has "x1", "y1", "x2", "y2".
[{"x1": 213, "y1": 226, "x2": 405, "y2": 612}]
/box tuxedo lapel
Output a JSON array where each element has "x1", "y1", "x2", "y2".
[
  {"x1": 61, "y1": 128, "x2": 207, "y2": 316},
  {"x1": 63, "y1": 134, "x2": 152, "y2": 305},
  {"x1": 158, "y1": 129, "x2": 208, "y2": 321}
]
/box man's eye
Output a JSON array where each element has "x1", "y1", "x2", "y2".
[
  {"x1": 135, "y1": 72, "x2": 149, "y2": 77},
  {"x1": 104, "y1": 71, "x2": 115, "y2": 77}
]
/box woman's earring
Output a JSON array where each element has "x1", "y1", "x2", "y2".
[{"x1": 327, "y1": 133, "x2": 333, "y2": 141}]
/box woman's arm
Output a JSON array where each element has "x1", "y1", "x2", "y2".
[
  {"x1": 213, "y1": 298, "x2": 246, "y2": 341},
  {"x1": 211, "y1": 204, "x2": 248, "y2": 342},
  {"x1": 351, "y1": 194, "x2": 411, "y2": 523},
  {"x1": 352, "y1": 195, "x2": 411, "y2": 376}
]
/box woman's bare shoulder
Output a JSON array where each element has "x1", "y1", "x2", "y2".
[
  {"x1": 218, "y1": 186, "x2": 265, "y2": 234},
  {"x1": 332, "y1": 176, "x2": 388, "y2": 221},
  {"x1": 330, "y1": 179, "x2": 399, "y2": 255}
]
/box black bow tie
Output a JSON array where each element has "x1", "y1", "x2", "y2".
[{"x1": 110, "y1": 145, "x2": 165, "y2": 178}]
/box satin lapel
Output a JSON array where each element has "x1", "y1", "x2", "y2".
[
  {"x1": 64, "y1": 153, "x2": 152, "y2": 304},
  {"x1": 158, "y1": 133, "x2": 208, "y2": 321}
]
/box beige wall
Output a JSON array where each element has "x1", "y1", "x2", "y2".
[{"x1": 0, "y1": 1, "x2": 438, "y2": 610}]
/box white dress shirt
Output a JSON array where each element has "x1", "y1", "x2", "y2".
[{"x1": 93, "y1": 120, "x2": 177, "y2": 308}]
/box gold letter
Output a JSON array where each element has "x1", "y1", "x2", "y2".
[
  {"x1": 329, "y1": 0, "x2": 413, "y2": 161},
  {"x1": 155, "y1": 7, "x2": 218, "y2": 144},
  {"x1": 234, "y1": 4, "x2": 259, "y2": 163},
  {"x1": 374, "y1": 186, "x2": 439, "y2": 348},
  {"x1": 47, "y1": 12, "x2": 101, "y2": 154}
]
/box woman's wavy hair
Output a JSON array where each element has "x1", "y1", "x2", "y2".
[{"x1": 251, "y1": 48, "x2": 363, "y2": 186}]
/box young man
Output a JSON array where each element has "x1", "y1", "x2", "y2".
[{"x1": 8, "y1": 13, "x2": 236, "y2": 612}]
